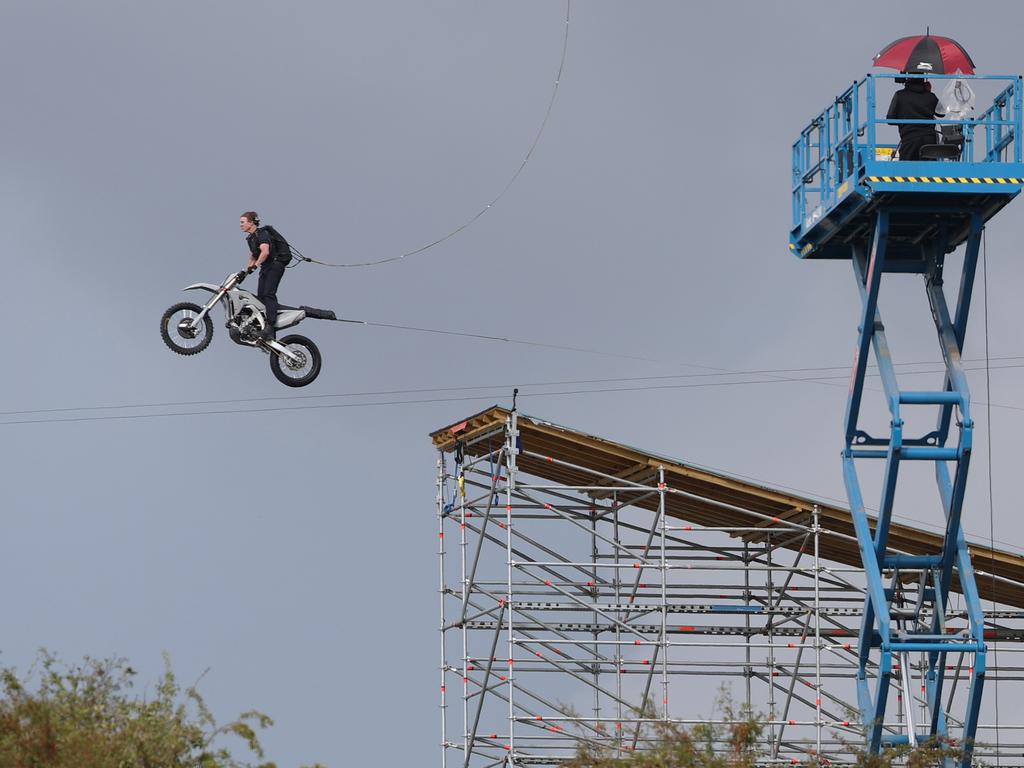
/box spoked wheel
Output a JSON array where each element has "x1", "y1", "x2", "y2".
[
  {"x1": 269, "y1": 334, "x2": 322, "y2": 387},
  {"x1": 160, "y1": 302, "x2": 213, "y2": 355}
]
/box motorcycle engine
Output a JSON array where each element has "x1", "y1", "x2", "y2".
[{"x1": 229, "y1": 305, "x2": 266, "y2": 343}]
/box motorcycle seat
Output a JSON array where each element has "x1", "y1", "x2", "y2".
[{"x1": 275, "y1": 308, "x2": 306, "y2": 329}]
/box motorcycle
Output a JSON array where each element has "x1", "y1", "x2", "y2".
[{"x1": 160, "y1": 269, "x2": 336, "y2": 387}]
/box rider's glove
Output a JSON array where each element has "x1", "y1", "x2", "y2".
[{"x1": 246, "y1": 265, "x2": 256, "y2": 274}]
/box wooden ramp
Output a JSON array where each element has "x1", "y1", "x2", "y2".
[{"x1": 431, "y1": 406, "x2": 1024, "y2": 609}]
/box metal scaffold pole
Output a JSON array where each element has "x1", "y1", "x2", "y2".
[
  {"x1": 438, "y1": 454, "x2": 449, "y2": 768},
  {"x1": 506, "y1": 409, "x2": 519, "y2": 762},
  {"x1": 459, "y1": 444, "x2": 471, "y2": 761},
  {"x1": 813, "y1": 505, "x2": 822, "y2": 760},
  {"x1": 659, "y1": 467, "x2": 669, "y2": 719}
]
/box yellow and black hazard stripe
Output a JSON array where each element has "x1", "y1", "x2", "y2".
[{"x1": 866, "y1": 175, "x2": 1024, "y2": 184}]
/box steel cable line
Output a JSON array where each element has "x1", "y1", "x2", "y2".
[
  {"x1": 296, "y1": 1, "x2": 571, "y2": 269},
  {"x1": 313, "y1": 316, "x2": 1024, "y2": 388},
  {"x1": 345, "y1": 318, "x2": 1024, "y2": 371},
  {"x1": 334, "y1": 317, "x2": 658, "y2": 361},
  {"x1": 337, "y1": 317, "x2": 1024, "y2": 399},
  {"x1": 0, "y1": 379, "x2": 861, "y2": 426},
  {"x1": 10, "y1": 364, "x2": 1024, "y2": 426},
  {"x1": 7, "y1": 358, "x2": 1024, "y2": 419}
]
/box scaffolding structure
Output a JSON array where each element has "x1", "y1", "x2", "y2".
[{"x1": 433, "y1": 407, "x2": 1024, "y2": 766}]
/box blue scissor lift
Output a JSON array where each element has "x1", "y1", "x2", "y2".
[{"x1": 791, "y1": 73, "x2": 1024, "y2": 764}]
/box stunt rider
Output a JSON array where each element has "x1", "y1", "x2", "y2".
[{"x1": 240, "y1": 211, "x2": 289, "y2": 340}]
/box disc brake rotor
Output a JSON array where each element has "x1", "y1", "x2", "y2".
[{"x1": 285, "y1": 348, "x2": 308, "y2": 371}]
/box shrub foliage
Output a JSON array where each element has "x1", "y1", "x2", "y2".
[
  {"x1": 561, "y1": 697, "x2": 962, "y2": 767},
  {"x1": 0, "y1": 652, "x2": 323, "y2": 768}
]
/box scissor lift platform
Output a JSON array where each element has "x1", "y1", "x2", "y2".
[{"x1": 791, "y1": 73, "x2": 1023, "y2": 261}]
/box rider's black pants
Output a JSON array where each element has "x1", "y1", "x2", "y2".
[{"x1": 258, "y1": 261, "x2": 286, "y2": 333}]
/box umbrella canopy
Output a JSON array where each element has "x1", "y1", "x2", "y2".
[{"x1": 873, "y1": 33, "x2": 975, "y2": 75}]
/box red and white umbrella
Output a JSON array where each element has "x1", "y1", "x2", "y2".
[{"x1": 873, "y1": 33, "x2": 975, "y2": 75}]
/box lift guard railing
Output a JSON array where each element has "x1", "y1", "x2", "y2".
[{"x1": 791, "y1": 73, "x2": 1023, "y2": 234}]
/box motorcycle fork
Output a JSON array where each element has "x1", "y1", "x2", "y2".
[{"x1": 188, "y1": 291, "x2": 228, "y2": 329}]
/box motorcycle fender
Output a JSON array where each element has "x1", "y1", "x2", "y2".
[{"x1": 184, "y1": 283, "x2": 222, "y2": 294}]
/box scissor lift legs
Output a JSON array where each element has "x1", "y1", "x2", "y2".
[{"x1": 843, "y1": 207, "x2": 987, "y2": 765}]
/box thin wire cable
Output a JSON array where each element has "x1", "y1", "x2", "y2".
[
  {"x1": 346, "y1": 318, "x2": 1024, "y2": 369},
  {"x1": 343, "y1": 318, "x2": 1024, "y2": 401},
  {"x1": 298, "y1": 1, "x2": 571, "y2": 268},
  {"x1": 0, "y1": 379, "x2": 823, "y2": 425},
  {"x1": 9, "y1": 359, "x2": 1024, "y2": 418},
  {"x1": 352, "y1": 318, "x2": 657, "y2": 361},
  {"x1": 984, "y1": 229, "x2": 1001, "y2": 762},
  {"x1": 0, "y1": 378, "x2": 872, "y2": 426},
  {"x1": 8, "y1": 368, "x2": 1024, "y2": 422}
]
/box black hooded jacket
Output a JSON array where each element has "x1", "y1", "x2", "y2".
[{"x1": 886, "y1": 80, "x2": 941, "y2": 138}]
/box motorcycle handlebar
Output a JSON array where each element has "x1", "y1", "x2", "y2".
[{"x1": 226, "y1": 266, "x2": 257, "y2": 289}]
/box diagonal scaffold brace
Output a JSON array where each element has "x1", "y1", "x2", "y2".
[{"x1": 843, "y1": 206, "x2": 986, "y2": 765}]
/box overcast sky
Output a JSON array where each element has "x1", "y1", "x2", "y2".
[{"x1": 3, "y1": 1, "x2": 1024, "y2": 765}]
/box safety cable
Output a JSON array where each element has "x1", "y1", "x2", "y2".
[
  {"x1": 337, "y1": 316, "x2": 1024, "y2": 367},
  {"x1": 0, "y1": 377, "x2": 927, "y2": 426},
  {"x1": 328, "y1": 316, "x2": 1024, "y2": 403},
  {"x1": 332, "y1": 316, "x2": 657, "y2": 361},
  {"x1": 983, "y1": 229, "x2": 1001, "y2": 763},
  {"x1": 8, "y1": 365, "x2": 1024, "y2": 423},
  {"x1": 291, "y1": 1, "x2": 571, "y2": 268},
  {"x1": 328, "y1": 317, "x2": 1024, "y2": 403},
  {"x1": 8, "y1": 358, "x2": 1024, "y2": 419}
]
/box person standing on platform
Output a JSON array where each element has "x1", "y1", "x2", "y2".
[{"x1": 887, "y1": 75, "x2": 942, "y2": 161}]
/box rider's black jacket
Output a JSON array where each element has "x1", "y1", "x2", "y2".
[{"x1": 246, "y1": 228, "x2": 274, "y2": 264}]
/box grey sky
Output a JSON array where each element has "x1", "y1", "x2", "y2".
[{"x1": 3, "y1": 1, "x2": 1024, "y2": 765}]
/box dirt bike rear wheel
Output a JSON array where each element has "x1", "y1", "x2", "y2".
[
  {"x1": 269, "y1": 334, "x2": 322, "y2": 387},
  {"x1": 161, "y1": 302, "x2": 213, "y2": 355}
]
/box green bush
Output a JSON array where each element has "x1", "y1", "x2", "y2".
[
  {"x1": 562, "y1": 697, "x2": 962, "y2": 767},
  {"x1": 0, "y1": 651, "x2": 324, "y2": 768},
  {"x1": 562, "y1": 697, "x2": 761, "y2": 768}
]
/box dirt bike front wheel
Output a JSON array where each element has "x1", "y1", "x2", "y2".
[
  {"x1": 269, "y1": 334, "x2": 322, "y2": 387},
  {"x1": 161, "y1": 302, "x2": 214, "y2": 355}
]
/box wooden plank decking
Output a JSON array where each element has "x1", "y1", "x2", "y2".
[{"x1": 431, "y1": 406, "x2": 1024, "y2": 608}]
